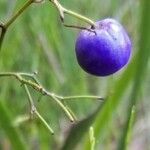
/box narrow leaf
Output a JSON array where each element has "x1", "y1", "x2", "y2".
[{"x1": 61, "y1": 103, "x2": 103, "y2": 150}]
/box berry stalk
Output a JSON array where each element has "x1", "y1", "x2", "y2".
[{"x1": 49, "y1": 0, "x2": 96, "y2": 27}]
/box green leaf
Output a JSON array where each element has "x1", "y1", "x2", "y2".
[
  {"x1": 0, "y1": 101, "x2": 27, "y2": 150},
  {"x1": 117, "y1": 105, "x2": 135, "y2": 150},
  {"x1": 118, "y1": 1, "x2": 150, "y2": 149},
  {"x1": 130, "y1": 0, "x2": 150, "y2": 102},
  {"x1": 61, "y1": 103, "x2": 103, "y2": 150}
]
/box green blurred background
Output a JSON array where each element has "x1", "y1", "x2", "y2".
[{"x1": 0, "y1": 0, "x2": 150, "y2": 150}]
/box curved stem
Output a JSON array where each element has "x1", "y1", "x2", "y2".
[
  {"x1": 0, "y1": 0, "x2": 34, "y2": 51},
  {"x1": 0, "y1": 72, "x2": 75, "y2": 122},
  {"x1": 5, "y1": 0, "x2": 34, "y2": 28},
  {"x1": 0, "y1": 72, "x2": 104, "y2": 123},
  {"x1": 49, "y1": 0, "x2": 96, "y2": 27}
]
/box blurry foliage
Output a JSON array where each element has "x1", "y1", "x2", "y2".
[{"x1": 0, "y1": 0, "x2": 150, "y2": 150}]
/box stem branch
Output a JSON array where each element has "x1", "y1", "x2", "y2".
[
  {"x1": 0, "y1": 0, "x2": 35, "y2": 51},
  {"x1": 5, "y1": 0, "x2": 34, "y2": 28},
  {"x1": 62, "y1": 95, "x2": 104, "y2": 101},
  {"x1": 24, "y1": 84, "x2": 54, "y2": 134},
  {"x1": 64, "y1": 8, "x2": 95, "y2": 27},
  {"x1": 0, "y1": 72, "x2": 103, "y2": 122},
  {"x1": 49, "y1": 0, "x2": 95, "y2": 27},
  {"x1": 35, "y1": 110, "x2": 54, "y2": 134}
]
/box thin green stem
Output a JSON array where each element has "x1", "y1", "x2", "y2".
[
  {"x1": 0, "y1": 72, "x2": 43, "y2": 93},
  {"x1": 125, "y1": 105, "x2": 135, "y2": 150},
  {"x1": 63, "y1": 8, "x2": 95, "y2": 27},
  {"x1": 35, "y1": 110, "x2": 54, "y2": 135},
  {"x1": 23, "y1": 84, "x2": 35, "y2": 109},
  {"x1": 63, "y1": 102, "x2": 77, "y2": 121},
  {"x1": 5, "y1": 0, "x2": 34, "y2": 28},
  {"x1": 49, "y1": 0, "x2": 96, "y2": 27},
  {"x1": 62, "y1": 95, "x2": 104, "y2": 101},
  {"x1": 0, "y1": 72, "x2": 104, "y2": 123},
  {"x1": 89, "y1": 127, "x2": 95, "y2": 150},
  {"x1": 51, "y1": 95, "x2": 75, "y2": 122},
  {"x1": 0, "y1": 72, "x2": 74, "y2": 121},
  {"x1": 63, "y1": 24, "x2": 96, "y2": 32},
  {"x1": 0, "y1": 0, "x2": 34, "y2": 51},
  {"x1": 24, "y1": 84, "x2": 54, "y2": 134},
  {"x1": 19, "y1": 72, "x2": 41, "y2": 85}
]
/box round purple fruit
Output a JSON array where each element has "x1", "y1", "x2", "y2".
[{"x1": 75, "y1": 18, "x2": 131, "y2": 76}]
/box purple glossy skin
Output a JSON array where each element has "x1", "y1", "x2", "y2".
[{"x1": 75, "y1": 18, "x2": 131, "y2": 76}]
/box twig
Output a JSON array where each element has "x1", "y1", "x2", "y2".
[
  {"x1": 62, "y1": 95, "x2": 104, "y2": 101},
  {"x1": 50, "y1": 94, "x2": 74, "y2": 122},
  {"x1": 24, "y1": 84, "x2": 54, "y2": 134},
  {"x1": 0, "y1": 1, "x2": 31, "y2": 51},
  {"x1": 0, "y1": 72, "x2": 74, "y2": 121},
  {"x1": 49, "y1": 0, "x2": 96, "y2": 28},
  {"x1": 63, "y1": 24, "x2": 96, "y2": 34},
  {"x1": 23, "y1": 84, "x2": 35, "y2": 110},
  {"x1": 0, "y1": 72, "x2": 104, "y2": 121},
  {"x1": 0, "y1": 72, "x2": 103, "y2": 101},
  {"x1": 5, "y1": 0, "x2": 34, "y2": 28},
  {"x1": 34, "y1": 110, "x2": 54, "y2": 134},
  {"x1": 0, "y1": 72, "x2": 104, "y2": 133},
  {"x1": 0, "y1": 0, "x2": 40, "y2": 51}
]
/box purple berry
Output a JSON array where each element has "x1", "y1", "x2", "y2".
[{"x1": 75, "y1": 18, "x2": 132, "y2": 76}]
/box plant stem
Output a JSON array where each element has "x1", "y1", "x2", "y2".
[
  {"x1": 24, "y1": 84, "x2": 54, "y2": 134},
  {"x1": 125, "y1": 105, "x2": 135, "y2": 150},
  {"x1": 0, "y1": 72, "x2": 104, "y2": 123},
  {"x1": 5, "y1": 0, "x2": 34, "y2": 28},
  {"x1": 63, "y1": 101, "x2": 77, "y2": 121},
  {"x1": 50, "y1": 94, "x2": 75, "y2": 122},
  {"x1": 63, "y1": 24, "x2": 96, "y2": 32},
  {"x1": 34, "y1": 110, "x2": 54, "y2": 134},
  {"x1": 63, "y1": 8, "x2": 95, "y2": 27},
  {"x1": 0, "y1": 72, "x2": 74, "y2": 121},
  {"x1": 0, "y1": 0, "x2": 34, "y2": 51},
  {"x1": 24, "y1": 84, "x2": 35, "y2": 109},
  {"x1": 89, "y1": 126, "x2": 95, "y2": 150},
  {"x1": 62, "y1": 95, "x2": 104, "y2": 101},
  {"x1": 0, "y1": 72, "x2": 104, "y2": 101},
  {"x1": 49, "y1": 0, "x2": 96, "y2": 27}
]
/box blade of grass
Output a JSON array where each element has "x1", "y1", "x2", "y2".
[
  {"x1": 61, "y1": 103, "x2": 103, "y2": 150},
  {"x1": 0, "y1": 101, "x2": 27, "y2": 150},
  {"x1": 118, "y1": 1, "x2": 150, "y2": 150},
  {"x1": 83, "y1": 54, "x2": 136, "y2": 150},
  {"x1": 117, "y1": 105, "x2": 135, "y2": 150},
  {"x1": 130, "y1": 0, "x2": 150, "y2": 101}
]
